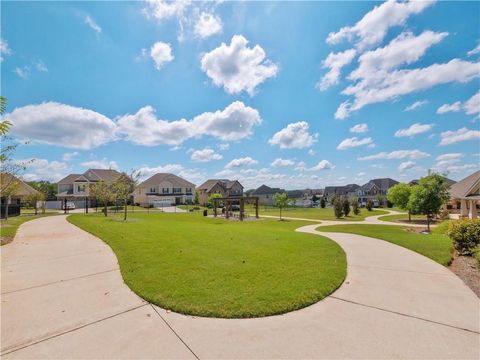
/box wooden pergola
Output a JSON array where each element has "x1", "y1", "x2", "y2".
[{"x1": 213, "y1": 196, "x2": 259, "y2": 221}]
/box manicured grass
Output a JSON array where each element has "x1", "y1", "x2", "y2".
[
  {"x1": 177, "y1": 205, "x2": 208, "y2": 211},
  {"x1": 20, "y1": 208, "x2": 59, "y2": 214},
  {"x1": 68, "y1": 213, "x2": 346, "y2": 318},
  {"x1": 318, "y1": 224, "x2": 452, "y2": 266},
  {"x1": 1, "y1": 214, "x2": 57, "y2": 245},
  {"x1": 378, "y1": 213, "x2": 429, "y2": 223},
  {"x1": 256, "y1": 206, "x2": 388, "y2": 221}
]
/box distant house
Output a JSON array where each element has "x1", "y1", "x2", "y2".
[
  {"x1": 251, "y1": 185, "x2": 285, "y2": 206},
  {"x1": 357, "y1": 178, "x2": 398, "y2": 206},
  {"x1": 1, "y1": 173, "x2": 40, "y2": 217},
  {"x1": 196, "y1": 179, "x2": 244, "y2": 206},
  {"x1": 446, "y1": 170, "x2": 479, "y2": 219},
  {"x1": 57, "y1": 169, "x2": 122, "y2": 207},
  {"x1": 409, "y1": 176, "x2": 456, "y2": 187},
  {"x1": 134, "y1": 173, "x2": 196, "y2": 207},
  {"x1": 324, "y1": 184, "x2": 360, "y2": 199}
]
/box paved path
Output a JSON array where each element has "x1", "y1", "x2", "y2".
[{"x1": 1, "y1": 214, "x2": 479, "y2": 359}]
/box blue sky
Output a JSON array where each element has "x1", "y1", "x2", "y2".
[{"x1": 2, "y1": 0, "x2": 479, "y2": 189}]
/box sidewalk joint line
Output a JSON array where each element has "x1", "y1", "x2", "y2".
[
  {"x1": 150, "y1": 304, "x2": 200, "y2": 360},
  {"x1": 330, "y1": 296, "x2": 479, "y2": 334}
]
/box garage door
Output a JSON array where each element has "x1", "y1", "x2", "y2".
[{"x1": 152, "y1": 199, "x2": 172, "y2": 207}]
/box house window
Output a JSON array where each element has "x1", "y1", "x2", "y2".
[
  {"x1": 162, "y1": 188, "x2": 169, "y2": 194},
  {"x1": 149, "y1": 187, "x2": 156, "y2": 193},
  {"x1": 173, "y1": 188, "x2": 182, "y2": 194},
  {"x1": 186, "y1": 188, "x2": 192, "y2": 194},
  {"x1": 77, "y1": 184, "x2": 86, "y2": 192}
]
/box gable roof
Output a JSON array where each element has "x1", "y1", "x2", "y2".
[
  {"x1": 137, "y1": 173, "x2": 196, "y2": 189},
  {"x1": 410, "y1": 176, "x2": 456, "y2": 187},
  {"x1": 251, "y1": 184, "x2": 284, "y2": 195},
  {"x1": 449, "y1": 170, "x2": 480, "y2": 199},
  {"x1": 360, "y1": 178, "x2": 398, "y2": 191},
  {"x1": 197, "y1": 179, "x2": 226, "y2": 192},
  {"x1": 57, "y1": 169, "x2": 121, "y2": 185},
  {"x1": 57, "y1": 174, "x2": 82, "y2": 185},
  {"x1": 0, "y1": 173, "x2": 40, "y2": 197}
]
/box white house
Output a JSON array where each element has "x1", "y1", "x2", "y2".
[{"x1": 134, "y1": 173, "x2": 196, "y2": 207}]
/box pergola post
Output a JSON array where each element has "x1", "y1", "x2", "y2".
[
  {"x1": 214, "y1": 199, "x2": 218, "y2": 217},
  {"x1": 255, "y1": 198, "x2": 259, "y2": 219},
  {"x1": 240, "y1": 198, "x2": 244, "y2": 221},
  {"x1": 225, "y1": 199, "x2": 230, "y2": 219}
]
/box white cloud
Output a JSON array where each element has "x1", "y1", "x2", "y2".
[
  {"x1": 309, "y1": 160, "x2": 335, "y2": 171},
  {"x1": 15, "y1": 67, "x2": 29, "y2": 79},
  {"x1": 334, "y1": 101, "x2": 351, "y2": 120},
  {"x1": 394, "y1": 123, "x2": 433, "y2": 137},
  {"x1": 464, "y1": 92, "x2": 480, "y2": 116},
  {"x1": 326, "y1": 0, "x2": 435, "y2": 50},
  {"x1": 85, "y1": 15, "x2": 102, "y2": 33},
  {"x1": 117, "y1": 101, "x2": 261, "y2": 146},
  {"x1": 150, "y1": 42, "x2": 174, "y2": 70},
  {"x1": 35, "y1": 60, "x2": 48, "y2": 72},
  {"x1": 142, "y1": 0, "x2": 190, "y2": 21},
  {"x1": 295, "y1": 161, "x2": 307, "y2": 172},
  {"x1": 308, "y1": 149, "x2": 316, "y2": 156},
  {"x1": 62, "y1": 152, "x2": 79, "y2": 161},
  {"x1": 357, "y1": 172, "x2": 366, "y2": 177},
  {"x1": 224, "y1": 157, "x2": 258, "y2": 169},
  {"x1": 190, "y1": 148, "x2": 223, "y2": 162},
  {"x1": 200, "y1": 35, "x2": 278, "y2": 95},
  {"x1": 439, "y1": 127, "x2": 480, "y2": 146},
  {"x1": 81, "y1": 158, "x2": 118, "y2": 170},
  {"x1": 268, "y1": 121, "x2": 318, "y2": 149},
  {"x1": 22, "y1": 159, "x2": 70, "y2": 182},
  {"x1": 271, "y1": 158, "x2": 295, "y2": 167},
  {"x1": 7, "y1": 102, "x2": 117, "y2": 150},
  {"x1": 194, "y1": 12, "x2": 222, "y2": 38},
  {"x1": 468, "y1": 43, "x2": 480, "y2": 56},
  {"x1": 398, "y1": 160, "x2": 416, "y2": 172},
  {"x1": 349, "y1": 123, "x2": 368, "y2": 133},
  {"x1": 217, "y1": 143, "x2": 229, "y2": 151},
  {"x1": 358, "y1": 149, "x2": 430, "y2": 161},
  {"x1": 317, "y1": 49, "x2": 356, "y2": 91},
  {"x1": 405, "y1": 100, "x2": 428, "y2": 111},
  {"x1": 137, "y1": 163, "x2": 205, "y2": 185},
  {"x1": 437, "y1": 101, "x2": 461, "y2": 114},
  {"x1": 432, "y1": 153, "x2": 477, "y2": 174},
  {"x1": 337, "y1": 136, "x2": 373, "y2": 150},
  {"x1": 1, "y1": 38, "x2": 12, "y2": 62}
]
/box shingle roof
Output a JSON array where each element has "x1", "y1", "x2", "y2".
[
  {"x1": 360, "y1": 178, "x2": 398, "y2": 191},
  {"x1": 251, "y1": 184, "x2": 284, "y2": 195},
  {"x1": 137, "y1": 173, "x2": 196, "y2": 189},
  {"x1": 86, "y1": 169, "x2": 122, "y2": 182},
  {"x1": 197, "y1": 179, "x2": 226, "y2": 192},
  {"x1": 57, "y1": 174, "x2": 82, "y2": 184},
  {"x1": 0, "y1": 173, "x2": 40, "y2": 197},
  {"x1": 449, "y1": 170, "x2": 480, "y2": 199}
]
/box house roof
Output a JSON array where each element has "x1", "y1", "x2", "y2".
[
  {"x1": 251, "y1": 184, "x2": 284, "y2": 195},
  {"x1": 197, "y1": 179, "x2": 243, "y2": 192},
  {"x1": 324, "y1": 184, "x2": 360, "y2": 196},
  {"x1": 137, "y1": 173, "x2": 196, "y2": 189},
  {"x1": 57, "y1": 169, "x2": 121, "y2": 185},
  {"x1": 449, "y1": 170, "x2": 480, "y2": 199},
  {"x1": 286, "y1": 190, "x2": 304, "y2": 198},
  {"x1": 57, "y1": 174, "x2": 82, "y2": 184},
  {"x1": 410, "y1": 176, "x2": 456, "y2": 187},
  {"x1": 0, "y1": 173, "x2": 40, "y2": 197},
  {"x1": 360, "y1": 178, "x2": 398, "y2": 191}
]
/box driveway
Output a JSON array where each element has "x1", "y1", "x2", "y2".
[{"x1": 1, "y1": 215, "x2": 479, "y2": 359}]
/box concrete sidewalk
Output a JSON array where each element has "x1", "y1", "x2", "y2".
[{"x1": 1, "y1": 215, "x2": 479, "y2": 359}]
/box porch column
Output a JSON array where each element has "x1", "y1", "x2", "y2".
[
  {"x1": 469, "y1": 200, "x2": 477, "y2": 219},
  {"x1": 460, "y1": 199, "x2": 468, "y2": 217}
]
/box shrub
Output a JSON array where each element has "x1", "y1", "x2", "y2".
[
  {"x1": 333, "y1": 198, "x2": 343, "y2": 219},
  {"x1": 320, "y1": 198, "x2": 326, "y2": 208},
  {"x1": 352, "y1": 200, "x2": 360, "y2": 215},
  {"x1": 439, "y1": 209, "x2": 450, "y2": 221},
  {"x1": 366, "y1": 200, "x2": 373, "y2": 211},
  {"x1": 473, "y1": 247, "x2": 480, "y2": 267},
  {"x1": 446, "y1": 219, "x2": 480, "y2": 256},
  {"x1": 342, "y1": 198, "x2": 350, "y2": 217}
]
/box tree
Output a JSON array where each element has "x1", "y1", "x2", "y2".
[
  {"x1": 113, "y1": 170, "x2": 140, "y2": 220},
  {"x1": 208, "y1": 193, "x2": 223, "y2": 208},
  {"x1": 408, "y1": 174, "x2": 450, "y2": 231},
  {"x1": 376, "y1": 194, "x2": 385, "y2": 207},
  {"x1": 90, "y1": 181, "x2": 115, "y2": 217},
  {"x1": 194, "y1": 191, "x2": 200, "y2": 205},
  {"x1": 342, "y1": 198, "x2": 350, "y2": 217},
  {"x1": 312, "y1": 194, "x2": 319, "y2": 203},
  {"x1": 366, "y1": 200, "x2": 373, "y2": 211},
  {"x1": 273, "y1": 192, "x2": 291, "y2": 220},
  {"x1": 351, "y1": 197, "x2": 360, "y2": 215},
  {"x1": 320, "y1": 198, "x2": 326, "y2": 209},
  {"x1": 387, "y1": 183, "x2": 412, "y2": 221},
  {"x1": 25, "y1": 191, "x2": 45, "y2": 215},
  {"x1": 333, "y1": 198, "x2": 344, "y2": 219},
  {"x1": 0, "y1": 96, "x2": 11, "y2": 136},
  {"x1": 1, "y1": 174, "x2": 19, "y2": 220}
]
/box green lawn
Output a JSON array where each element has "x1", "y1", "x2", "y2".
[
  {"x1": 256, "y1": 206, "x2": 388, "y2": 221},
  {"x1": 378, "y1": 213, "x2": 429, "y2": 223},
  {"x1": 1, "y1": 214, "x2": 57, "y2": 245},
  {"x1": 20, "y1": 208, "x2": 59, "y2": 214},
  {"x1": 68, "y1": 213, "x2": 346, "y2": 318},
  {"x1": 318, "y1": 224, "x2": 452, "y2": 265}
]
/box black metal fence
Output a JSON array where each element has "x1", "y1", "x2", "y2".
[{"x1": 0, "y1": 204, "x2": 21, "y2": 219}]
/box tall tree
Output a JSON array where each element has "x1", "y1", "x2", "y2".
[
  {"x1": 113, "y1": 170, "x2": 140, "y2": 221},
  {"x1": 387, "y1": 183, "x2": 412, "y2": 221},
  {"x1": 408, "y1": 174, "x2": 450, "y2": 231},
  {"x1": 342, "y1": 198, "x2": 350, "y2": 217},
  {"x1": 273, "y1": 192, "x2": 291, "y2": 220},
  {"x1": 90, "y1": 181, "x2": 114, "y2": 217},
  {"x1": 25, "y1": 191, "x2": 45, "y2": 215}
]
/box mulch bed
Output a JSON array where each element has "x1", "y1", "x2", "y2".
[
  {"x1": 1, "y1": 236, "x2": 13, "y2": 246},
  {"x1": 449, "y1": 254, "x2": 480, "y2": 298}
]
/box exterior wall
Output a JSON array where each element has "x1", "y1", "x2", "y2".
[
  {"x1": 198, "y1": 183, "x2": 226, "y2": 206},
  {"x1": 227, "y1": 182, "x2": 243, "y2": 197},
  {"x1": 257, "y1": 194, "x2": 274, "y2": 206},
  {"x1": 134, "y1": 182, "x2": 194, "y2": 207},
  {"x1": 73, "y1": 181, "x2": 89, "y2": 196},
  {"x1": 58, "y1": 183, "x2": 73, "y2": 194}
]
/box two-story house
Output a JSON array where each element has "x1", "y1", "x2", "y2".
[
  {"x1": 134, "y1": 173, "x2": 196, "y2": 207},
  {"x1": 251, "y1": 184, "x2": 285, "y2": 206},
  {"x1": 357, "y1": 178, "x2": 399, "y2": 207},
  {"x1": 57, "y1": 169, "x2": 122, "y2": 208},
  {"x1": 196, "y1": 179, "x2": 244, "y2": 206}
]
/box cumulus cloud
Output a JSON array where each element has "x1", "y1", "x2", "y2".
[
  {"x1": 358, "y1": 149, "x2": 430, "y2": 161},
  {"x1": 81, "y1": 158, "x2": 118, "y2": 170},
  {"x1": 271, "y1": 158, "x2": 295, "y2": 167},
  {"x1": 190, "y1": 148, "x2": 222, "y2": 162},
  {"x1": 405, "y1": 100, "x2": 428, "y2": 111},
  {"x1": 468, "y1": 43, "x2": 480, "y2": 56},
  {"x1": 349, "y1": 123, "x2": 368, "y2": 133},
  {"x1": 194, "y1": 12, "x2": 222, "y2": 38},
  {"x1": 432, "y1": 153, "x2": 477, "y2": 173},
  {"x1": 1, "y1": 38, "x2": 12, "y2": 62},
  {"x1": 137, "y1": 163, "x2": 206, "y2": 184},
  {"x1": 334, "y1": 101, "x2": 351, "y2": 120},
  {"x1": 437, "y1": 101, "x2": 462, "y2": 114},
  {"x1": 398, "y1": 160, "x2": 416, "y2": 172},
  {"x1": 200, "y1": 35, "x2": 278, "y2": 95},
  {"x1": 142, "y1": 0, "x2": 190, "y2": 21},
  {"x1": 269, "y1": 121, "x2": 317, "y2": 149},
  {"x1": 150, "y1": 42, "x2": 174, "y2": 70},
  {"x1": 317, "y1": 49, "x2": 356, "y2": 91},
  {"x1": 7, "y1": 102, "x2": 117, "y2": 150},
  {"x1": 224, "y1": 157, "x2": 258, "y2": 169},
  {"x1": 117, "y1": 101, "x2": 261, "y2": 146},
  {"x1": 217, "y1": 143, "x2": 229, "y2": 151},
  {"x1": 464, "y1": 92, "x2": 480, "y2": 116},
  {"x1": 394, "y1": 123, "x2": 433, "y2": 137},
  {"x1": 22, "y1": 159, "x2": 70, "y2": 182},
  {"x1": 309, "y1": 160, "x2": 335, "y2": 171},
  {"x1": 337, "y1": 136, "x2": 373, "y2": 150},
  {"x1": 439, "y1": 127, "x2": 480, "y2": 146},
  {"x1": 62, "y1": 152, "x2": 79, "y2": 161},
  {"x1": 85, "y1": 15, "x2": 102, "y2": 33},
  {"x1": 326, "y1": 0, "x2": 435, "y2": 50}
]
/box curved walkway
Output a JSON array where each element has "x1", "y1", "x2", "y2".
[{"x1": 1, "y1": 214, "x2": 479, "y2": 359}]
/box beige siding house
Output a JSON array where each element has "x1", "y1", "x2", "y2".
[
  {"x1": 196, "y1": 179, "x2": 243, "y2": 206},
  {"x1": 134, "y1": 173, "x2": 195, "y2": 207},
  {"x1": 447, "y1": 170, "x2": 480, "y2": 219}
]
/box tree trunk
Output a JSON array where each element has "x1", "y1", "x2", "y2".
[
  {"x1": 34, "y1": 202, "x2": 37, "y2": 215},
  {"x1": 5, "y1": 196, "x2": 10, "y2": 221},
  {"x1": 124, "y1": 198, "x2": 127, "y2": 221},
  {"x1": 280, "y1": 207, "x2": 282, "y2": 220},
  {"x1": 408, "y1": 210, "x2": 411, "y2": 222},
  {"x1": 427, "y1": 214, "x2": 430, "y2": 232},
  {"x1": 104, "y1": 201, "x2": 108, "y2": 217}
]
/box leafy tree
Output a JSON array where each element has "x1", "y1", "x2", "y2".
[
  {"x1": 0, "y1": 96, "x2": 11, "y2": 136},
  {"x1": 342, "y1": 198, "x2": 350, "y2": 217},
  {"x1": 351, "y1": 197, "x2": 360, "y2": 215},
  {"x1": 25, "y1": 191, "x2": 45, "y2": 215},
  {"x1": 208, "y1": 193, "x2": 223, "y2": 208},
  {"x1": 366, "y1": 200, "x2": 373, "y2": 211},
  {"x1": 90, "y1": 181, "x2": 115, "y2": 217},
  {"x1": 28, "y1": 181, "x2": 57, "y2": 201},
  {"x1": 113, "y1": 170, "x2": 140, "y2": 220},
  {"x1": 320, "y1": 198, "x2": 326, "y2": 208},
  {"x1": 273, "y1": 192, "x2": 291, "y2": 220},
  {"x1": 408, "y1": 174, "x2": 450, "y2": 231},
  {"x1": 387, "y1": 183, "x2": 412, "y2": 221},
  {"x1": 1, "y1": 174, "x2": 19, "y2": 220},
  {"x1": 333, "y1": 198, "x2": 344, "y2": 219},
  {"x1": 312, "y1": 194, "x2": 319, "y2": 203},
  {"x1": 376, "y1": 194, "x2": 385, "y2": 207},
  {"x1": 194, "y1": 191, "x2": 200, "y2": 205}
]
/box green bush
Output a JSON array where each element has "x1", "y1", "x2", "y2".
[
  {"x1": 342, "y1": 198, "x2": 350, "y2": 217},
  {"x1": 333, "y1": 199, "x2": 343, "y2": 219},
  {"x1": 366, "y1": 200, "x2": 373, "y2": 211},
  {"x1": 473, "y1": 247, "x2": 480, "y2": 267},
  {"x1": 446, "y1": 219, "x2": 480, "y2": 256}
]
